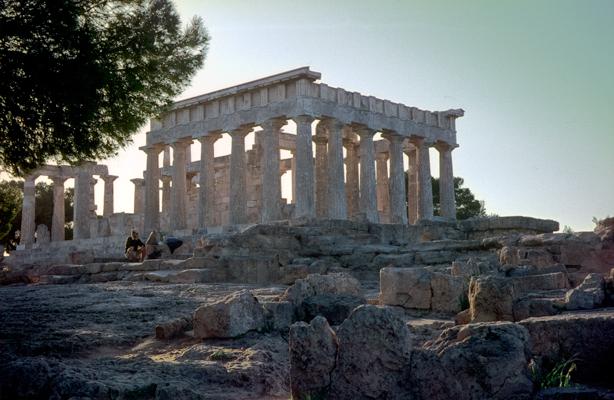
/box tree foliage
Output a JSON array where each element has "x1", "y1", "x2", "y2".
[
  {"x1": 0, "y1": 180, "x2": 22, "y2": 241},
  {"x1": 0, "y1": 0, "x2": 209, "y2": 176},
  {"x1": 432, "y1": 176, "x2": 486, "y2": 220},
  {"x1": 0, "y1": 180, "x2": 75, "y2": 245}
]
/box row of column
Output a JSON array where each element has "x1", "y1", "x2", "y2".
[
  {"x1": 19, "y1": 171, "x2": 117, "y2": 247},
  {"x1": 143, "y1": 117, "x2": 456, "y2": 232}
]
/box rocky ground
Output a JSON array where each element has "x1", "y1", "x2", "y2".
[
  {"x1": 0, "y1": 281, "x2": 292, "y2": 399},
  {"x1": 2, "y1": 216, "x2": 614, "y2": 399}
]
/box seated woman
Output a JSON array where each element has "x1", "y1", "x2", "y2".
[{"x1": 125, "y1": 229, "x2": 146, "y2": 262}]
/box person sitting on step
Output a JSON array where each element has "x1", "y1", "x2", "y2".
[{"x1": 125, "y1": 229, "x2": 146, "y2": 262}]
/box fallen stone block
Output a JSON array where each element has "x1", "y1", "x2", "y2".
[
  {"x1": 289, "y1": 317, "x2": 338, "y2": 400},
  {"x1": 329, "y1": 305, "x2": 412, "y2": 400},
  {"x1": 301, "y1": 293, "x2": 366, "y2": 325},
  {"x1": 469, "y1": 275, "x2": 517, "y2": 322},
  {"x1": 155, "y1": 316, "x2": 192, "y2": 340},
  {"x1": 411, "y1": 322, "x2": 533, "y2": 400},
  {"x1": 262, "y1": 301, "x2": 294, "y2": 331},
  {"x1": 379, "y1": 267, "x2": 432, "y2": 310},
  {"x1": 193, "y1": 290, "x2": 265, "y2": 339},
  {"x1": 565, "y1": 273, "x2": 605, "y2": 310}
]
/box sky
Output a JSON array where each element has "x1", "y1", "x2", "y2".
[{"x1": 60, "y1": 0, "x2": 614, "y2": 231}]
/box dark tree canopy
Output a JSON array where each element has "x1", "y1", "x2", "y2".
[
  {"x1": 0, "y1": 181, "x2": 75, "y2": 245},
  {"x1": 0, "y1": 0, "x2": 209, "y2": 176},
  {"x1": 432, "y1": 176, "x2": 486, "y2": 220},
  {"x1": 0, "y1": 180, "x2": 22, "y2": 241}
]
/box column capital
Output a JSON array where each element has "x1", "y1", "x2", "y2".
[
  {"x1": 229, "y1": 124, "x2": 254, "y2": 138},
  {"x1": 49, "y1": 175, "x2": 68, "y2": 185},
  {"x1": 353, "y1": 124, "x2": 376, "y2": 138},
  {"x1": 319, "y1": 117, "x2": 344, "y2": 131},
  {"x1": 261, "y1": 117, "x2": 286, "y2": 131},
  {"x1": 381, "y1": 130, "x2": 404, "y2": 144},
  {"x1": 198, "y1": 131, "x2": 223, "y2": 144},
  {"x1": 141, "y1": 143, "x2": 165, "y2": 155},
  {"x1": 130, "y1": 178, "x2": 145, "y2": 186},
  {"x1": 312, "y1": 135, "x2": 328, "y2": 145},
  {"x1": 342, "y1": 137, "x2": 358, "y2": 149},
  {"x1": 171, "y1": 137, "x2": 193, "y2": 150},
  {"x1": 101, "y1": 174, "x2": 118, "y2": 183},
  {"x1": 434, "y1": 141, "x2": 458, "y2": 153},
  {"x1": 160, "y1": 175, "x2": 172, "y2": 182},
  {"x1": 409, "y1": 135, "x2": 433, "y2": 147},
  {"x1": 293, "y1": 115, "x2": 314, "y2": 124}
]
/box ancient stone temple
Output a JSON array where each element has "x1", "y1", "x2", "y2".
[{"x1": 142, "y1": 67, "x2": 464, "y2": 233}]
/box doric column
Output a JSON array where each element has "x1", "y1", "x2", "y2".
[
  {"x1": 229, "y1": 126, "x2": 251, "y2": 225},
  {"x1": 405, "y1": 147, "x2": 419, "y2": 224},
  {"x1": 161, "y1": 176, "x2": 171, "y2": 215},
  {"x1": 293, "y1": 115, "x2": 315, "y2": 218},
  {"x1": 198, "y1": 133, "x2": 221, "y2": 227},
  {"x1": 130, "y1": 178, "x2": 145, "y2": 216},
  {"x1": 102, "y1": 175, "x2": 117, "y2": 217},
  {"x1": 89, "y1": 178, "x2": 98, "y2": 216},
  {"x1": 50, "y1": 175, "x2": 67, "y2": 242},
  {"x1": 143, "y1": 144, "x2": 163, "y2": 233},
  {"x1": 313, "y1": 127, "x2": 328, "y2": 218},
  {"x1": 411, "y1": 136, "x2": 434, "y2": 220},
  {"x1": 343, "y1": 129, "x2": 360, "y2": 219},
  {"x1": 376, "y1": 152, "x2": 390, "y2": 221},
  {"x1": 170, "y1": 138, "x2": 192, "y2": 230},
  {"x1": 436, "y1": 142, "x2": 457, "y2": 220},
  {"x1": 73, "y1": 166, "x2": 91, "y2": 239},
  {"x1": 290, "y1": 151, "x2": 297, "y2": 203},
  {"x1": 383, "y1": 132, "x2": 408, "y2": 224},
  {"x1": 356, "y1": 126, "x2": 378, "y2": 223},
  {"x1": 260, "y1": 118, "x2": 284, "y2": 222},
  {"x1": 20, "y1": 175, "x2": 37, "y2": 247},
  {"x1": 323, "y1": 118, "x2": 347, "y2": 219}
]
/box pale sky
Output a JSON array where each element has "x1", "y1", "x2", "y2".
[{"x1": 96, "y1": 0, "x2": 613, "y2": 231}]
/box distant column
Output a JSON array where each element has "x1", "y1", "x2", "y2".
[
  {"x1": 259, "y1": 118, "x2": 284, "y2": 222},
  {"x1": 50, "y1": 175, "x2": 67, "y2": 242},
  {"x1": 229, "y1": 126, "x2": 251, "y2": 225},
  {"x1": 170, "y1": 138, "x2": 192, "y2": 230},
  {"x1": 102, "y1": 175, "x2": 117, "y2": 217},
  {"x1": 313, "y1": 125, "x2": 328, "y2": 218},
  {"x1": 412, "y1": 137, "x2": 434, "y2": 220},
  {"x1": 131, "y1": 178, "x2": 145, "y2": 215},
  {"x1": 384, "y1": 132, "x2": 408, "y2": 224},
  {"x1": 20, "y1": 175, "x2": 37, "y2": 247},
  {"x1": 405, "y1": 147, "x2": 418, "y2": 224},
  {"x1": 290, "y1": 150, "x2": 297, "y2": 204},
  {"x1": 73, "y1": 166, "x2": 91, "y2": 239},
  {"x1": 356, "y1": 126, "x2": 378, "y2": 223},
  {"x1": 143, "y1": 144, "x2": 163, "y2": 233},
  {"x1": 343, "y1": 130, "x2": 359, "y2": 219},
  {"x1": 376, "y1": 152, "x2": 390, "y2": 222},
  {"x1": 89, "y1": 178, "x2": 98, "y2": 216},
  {"x1": 436, "y1": 141, "x2": 456, "y2": 220},
  {"x1": 293, "y1": 115, "x2": 315, "y2": 218},
  {"x1": 324, "y1": 118, "x2": 347, "y2": 219},
  {"x1": 161, "y1": 176, "x2": 171, "y2": 216},
  {"x1": 198, "y1": 133, "x2": 221, "y2": 227}
]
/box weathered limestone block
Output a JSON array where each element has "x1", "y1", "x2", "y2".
[
  {"x1": 35, "y1": 224, "x2": 50, "y2": 245},
  {"x1": 469, "y1": 276, "x2": 517, "y2": 322},
  {"x1": 301, "y1": 293, "x2": 367, "y2": 325},
  {"x1": 520, "y1": 310, "x2": 614, "y2": 384},
  {"x1": 565, "y1": 273, "x2": 605, "y2": 310},
  {"x1": 289, "y1": 316, "x2": 338, "y2": 400},
  {"x1": 155, "y1": 316, "x2": 192, "y2": 339},
  {"x1": 193, "y1": 290, "x2": 265, "y2": 339},
  {"x1": 329, "y1": 305, "x2": 412, "y2": 400},
  {"x1": 431, "y1": 272, "x2": 468, "y2": 313},
  {"x1": 512, "y1": 296, "x2": 561, "y2": 321},
  {"x1": 379, "y1": 267, "x2": 432, "y2": 310},
  {"x1": 281, "y1": 273, "x2": 361, "y2": 306},
  {"x1": 262, "y1": 301, "x2": 294, "y2": 331},
  {"x1": 512, "y1": 272, "x2": 569, "y2": 293},
  {"x1": 411, "y1": 322, "x2": 533, "y2": 400}
]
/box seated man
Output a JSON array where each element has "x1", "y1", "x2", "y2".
[
  {"x1": 144, "y1": 230, "x2": 170, "y2": 260},
  {"x1": 125, "y1": 229, "x2": 145, "y2": 262}
]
